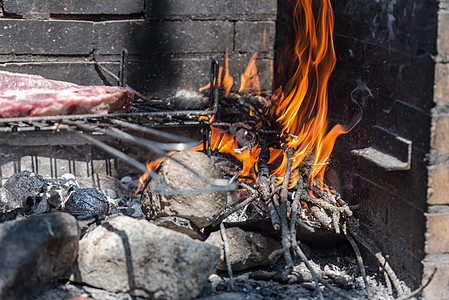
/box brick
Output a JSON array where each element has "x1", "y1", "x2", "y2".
[
  {"x1": 0, "y1": 62, "x2": 119, "y2": 86},
  {"x1": 3, "y1": 0, "x2": 144, "y2": 16},
  {"x1": 94, "y1": 21, "x2": 233, "y2": 55},
  {"x1": 122, "y1": 55, "x2": 273, "y2": 97},
  {"x1": 432, "y1": 116, "x2": 449, "y2": 154},
  {"x1": 422, "y1": 258, "x2": 449, "y2": 300},
  {"x1": 438, "y1": 12, "x2": 449, "y2": 55},
  {"x1": 428, "y1": 165, "x2": 449, "y2": 205},
  {"x1": 235, "y1": 21, "x2": 275, "y2": 55},
  {"x1": 425, "y1": 213, "x2": 449, "y2": 254},
  {"x1": 434, "y1": 63, "x2": 449, "y2": 103},
  {"x1": 0, "y1": 19, "x2": 93, "y2": 55},
  {"x1": 146, "y1": 0, "x2": 276, "y2": 20},
  {"x1": 225, "y1": 0, "x2": 277, "y2": 20}
]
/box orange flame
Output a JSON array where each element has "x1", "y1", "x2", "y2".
[
  {"x1": 192, "y1": 127, "x2": 260, "y2": 181},
  {"x1": 134, "y1": 151, "x2": 177, "y2": 195},
  {"x1": 139, "y1": 0, "x2": 349, "y2": 197},
  {"x1": 238, "y1": 53, "x2": 261, "y2": 95},
  {"x1": 264, "y1": 0, "x2": 349, "y2": 192},
  {"x1": 199, "y1": 47, "x2": 233, "y2": 96}
]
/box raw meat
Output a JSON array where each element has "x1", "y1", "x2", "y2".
[{"x1": 0, "y1": 71, "x2": 134, "y2": 118}]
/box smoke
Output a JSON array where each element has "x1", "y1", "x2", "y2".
[{"x1": 344, "y1": 80, "x2": 373, "y2": 133}]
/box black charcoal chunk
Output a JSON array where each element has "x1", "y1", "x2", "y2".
[
  {"x1": 0, "y1": 171, "x2": 46, "y2": 212},
  {"x1": 64, "y1": 188, "x2": 109, "y2": 219}
]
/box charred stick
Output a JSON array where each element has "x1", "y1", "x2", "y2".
[
  {"x1": 344, "y1": 231, "x2": 371, "y2": 300},
  {"x1": 290, "y1": 189, "x2": 301, "y2": 241},
  {"x1": 238, "y1": 181, "x2": 257, "y2": 195},
  {"x1": 384, "y1": 270, "x2": 393, "y2": 296},
  {"x1": 347, "y1": 223, "x2": 404, "y2": 296},
  {"x1": 294, "y1": 242, "x2": 356, "y2": 300},
  {"x1": 220, "y1": 222, "x2": 235, "y2": 290},
  {"x1": 279, "y1": 148, "x2": 294, "y2": 269},
  {"x1": 292, "y1": 244, "x2": 324, "y2": 300},
  {"x1": 213, "y1": 193, "x2": 258, "y2": 226},
  {"x1": 94, "y1": 61, "x2": 152, "y2": 103},
  {"x1": 257, "y1": 143, "x2": 280, "y2": 230},
  {"x1": 395, "y1": 268, "x2": 436, "y2": 300}
]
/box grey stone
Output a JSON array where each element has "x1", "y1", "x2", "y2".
[
  {"x1": 69, "y1": 215, "x2": 220, "y2": 300},
  {"x1": 141, "y1": 150, "x2": 227, "y2": 229},
  {"x1": 0, "y1": 212, "x2": 79, "y2": 299},
  {"x1": 0, "y1": 20, "x2": 94, "y2": 55},
  {"x1": 205, "y1": 227, "x2": 282, "y2": 271}
]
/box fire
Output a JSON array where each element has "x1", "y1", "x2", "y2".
[
  {"x1": 134, "y1": 151, "x2": 177, "y2": 195},
  {"x1": 199, "y1": 47, "x2": 233, "y2": 96},
  {"x1": 192, "y1": 127, "x2": 260, "y2": 181},
  {"x1": 264, "y1": 0, "x2": 349, "y2": 192},
  {"x1": 238, "y1": 53, "x2": 261, "y2": 95},
  {"x1": 138, "y1": 0, "x2": 349, "y2": 196}
]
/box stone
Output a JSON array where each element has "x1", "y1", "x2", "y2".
[
  {"x1": 0, "y1": 212, "x2": 79, "y2": 299},
  {"x1": 69, "y1": 215, "x2": 220, "y2": 300},
  {"x1": 205, "y1": 227, "x2": 282, "y2": 271},
  {"x1": 141, "y1": 150, "x2": 227, "y2": 229}
]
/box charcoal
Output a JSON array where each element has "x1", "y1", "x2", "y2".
[
  {"x1": 0, "y1": 171, "x2": 46, "y2": 213},
  {"x1": 154, "y1": 216, "x2": 205, "y2": 240},
  {"x1": 64, "y1": 188, "x2": 109, "y2": 219},
  {"x1": 41, "y1": 176, "x2": 79, "y2": 211},
  {"x1": 0, "y1": 212, "x2": 79, "y2": 299}
]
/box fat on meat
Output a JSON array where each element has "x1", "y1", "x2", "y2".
[{"x1": 0, "y1": 71, "x2": 134, "y2": 118}]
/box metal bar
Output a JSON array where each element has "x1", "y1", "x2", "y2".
[
  {"x1": 108, "y1": 119, "x2": 197, "y2": 144},
  {"x1": 119, "y1": 49, "x2": 128, "y2": 87},
  {"x1": 209, "y1": 59, "x2": 219, "y2": 111},
  {"x1": 74, "y1": 130, "x2": 165, "y2": 185}
]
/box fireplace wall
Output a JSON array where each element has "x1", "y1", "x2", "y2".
[
  {"x1": 0, "y1": 0, "x2": 277, "y2": 97},
  {"x1": 309, "y1": 0, "x2": 446, "y2": 298}
]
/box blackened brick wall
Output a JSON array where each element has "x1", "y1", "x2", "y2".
[
  {"x1": 0, "y1": 0, "x2": 277, "y2": 97},
  {"x1": 311, "y1": 0, "x2": 447, "y2": 297}
]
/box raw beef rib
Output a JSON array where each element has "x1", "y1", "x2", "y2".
[{"x1": 0, "y1": 71, "x2": 134, "y2": 118}]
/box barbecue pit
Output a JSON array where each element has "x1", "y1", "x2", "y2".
[{"x1": 0, "y1": 0, "x2": 447, "y2": 299}]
